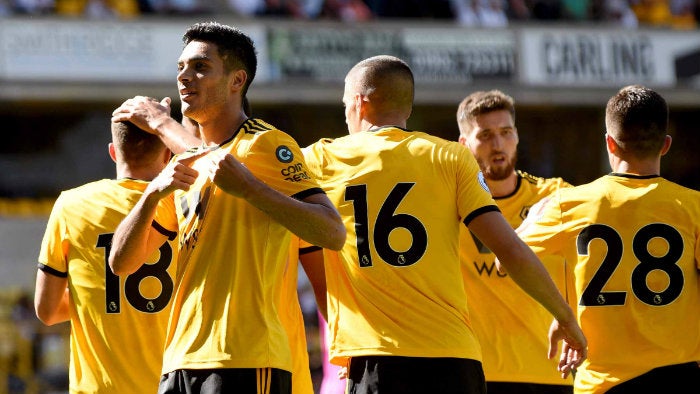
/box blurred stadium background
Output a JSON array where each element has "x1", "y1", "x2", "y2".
[{"x1": 1, "y1": 1, "x2": 699, "y2": 392}]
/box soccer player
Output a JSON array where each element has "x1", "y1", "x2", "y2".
[
  {"x1": 517, "y1": 85, "x2": 700, "y2": 393},
  {"x1": 299, "y1": 55, "x2": 586, "y2": 394},
  {"x1": 456, "y1": 90, "x2": 574, "y2": 394},
  {"x1": 108, "y1": 22, "x2": 345, "y2": 394},
  {"x1": 112, "y1": 95, "x2": 318, "y2": 394},
  {"x1": 34, "y1": 119, "x2": 174, "y2": 394}
]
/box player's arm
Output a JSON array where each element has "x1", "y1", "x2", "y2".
[
  {"x1": 34, "y1": 270, "x2": 69, "y2": 326},
  {"x1": 111, "y1": 95, "x2": 199, "y2": 154},
  {"x1": 299, "y1": 246, "x2": 327, "y2": 321},
  {"x1": 109, "y1": 193, "x2": 168, "y2": 276},
  {"x1": 467, "y1": 210, "x2": 587, "y2": 376},
  {"x1": 109, "y1": 153, "x2": 201, "y2": 275},
  {"x1": 209, "y1": 153, "x2": 346, "y2": 251}
]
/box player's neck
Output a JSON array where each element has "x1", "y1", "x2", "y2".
[
  {"x1": 612, "y1": 160, "x2": 661, "y2": 177},
  {"x1": 486, "y1": 172, "x2": 518, "y2": 198},
  {"x1": 198, "y1": 111, "x2": 248, "y2": 146},
  {"x1": 117, "y1": 165, "x2": 160, "y2": 182}
]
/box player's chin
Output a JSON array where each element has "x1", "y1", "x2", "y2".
[{"x1": 181, "y1": 103, "x2": 195, "y2": 116}]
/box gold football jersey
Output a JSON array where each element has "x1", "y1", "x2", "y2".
[
  {"x1": 153, "y1": 119, "x2": 323, "y2": 374},
  {"x1": 39, "y1": 178, "x2": 177, "y2": 394},
  {"x1": 519, "y1": 174, "x2": 700, "y2": 393},
  {"x1": 304, "y1": 126, "x2": 498, "y2": 366},
  {"x1": 460, "y1": 171, "x2": 573, "y2": 385}
]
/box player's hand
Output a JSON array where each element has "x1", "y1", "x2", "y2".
[
  {"x1": 111, "y1": 95, "x2": 172, "y2": 134},
  {"x1": 145, "y1": 150, "x2": 206, "y2": 200},
  {"x1": 516, "y1": 196, "x2": 551, "y2": 236},
  {"x1": 207, "y1": 151, "x2": 258, "y2": 200},
  {"x1": 548, "y1": 318, "x2": 587, "y2": 379},
  {"x1": 337, "y1": 366, "x2": 348, "y2": 380}
]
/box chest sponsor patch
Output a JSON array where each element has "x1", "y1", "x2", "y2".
[{"x1": 276, "y1": 145, "x2": 293, "y2": 163}]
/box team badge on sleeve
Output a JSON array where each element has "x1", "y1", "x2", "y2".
[
  {"x1": 477, "y1": 171, "x2": 490, "y2": 193},
  {"x1": 276, "y1": 146, "x2": 293, "y2": 163}
]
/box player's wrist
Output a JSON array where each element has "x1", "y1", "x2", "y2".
[{"x1": 150, "y1": 115, "x2": 178, "y2": 136}]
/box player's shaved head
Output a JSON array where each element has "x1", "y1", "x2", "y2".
[
  {"x1": 347, "y1": 55, "x2": 414, "y2": 120},
  {"x1": 111, "y1": 121, "x2": 168, "y2": 167}
]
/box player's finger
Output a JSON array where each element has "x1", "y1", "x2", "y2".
[
  {"x1": 111, "y1": 114, "x2": 130, "y2": 123},
  {"x1": 111, "y1": 102, "x2": 130, "y2": 117},
  {"x1": 547, "y1": 337, "x2": 558, "y2": 360},
  {"x1": 160, "y1": 97, "x2": 172, "y2": 109},
  {"x1": 176, "y1": 149, "x2": 210, "y2": 167}
]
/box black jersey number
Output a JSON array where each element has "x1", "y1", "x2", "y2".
[
  {"x1": 97, "y1": 233, "x2": 174, "y2": 314},
  {"x1": 345, "y1": 183, "x2": 428, "y2": 267},
  {"x1": 576, "y1": 223, "x2": 684, "y2": 307}
]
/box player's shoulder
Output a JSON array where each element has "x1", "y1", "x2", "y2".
[
  {"x1": 660, "y1": 177, "x2": 699, "y2": 192},
  {"x1": 307, "y1": 137, "x2": 336, "y2": 147},
  {"x1": 241, "y1": 118, "x2": 279, "y2": 134},
  {"x1": 518, "y1": 170, "x2": 568, "y2": 186},
  {"x1": 403, "y1": 130, "x2": 470, "y2": 158},
  {"x1": 237, "y1": 118, "x2": 296, "y2": 144},
  {"x1": 52, "y1": 179, "x2": 114, "y2": 210},
  {"x1": 61, "y1": 179, "x2": 113, "y2": 198},
  {"x1": 407, "y1": 128, "x2": 457, "y2": 144},
  {"x1": 303, "y1": 137, "x2": 336, "y2": 156},
  {"x1": 517, "y1": 170, "x2": 572, "y2": 195},
  {"x1": 658, "y1": 177, "x2": 700, "y2": 200}
]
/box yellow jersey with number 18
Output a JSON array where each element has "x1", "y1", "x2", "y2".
[{"x1": 38, "y1": 178, "x2": 177, "y2": 394}]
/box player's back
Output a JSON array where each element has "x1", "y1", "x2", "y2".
[
  {"x1": 304, "y1": 127, "x2": 497, "y2": 365},
  {"x1": 521, "y1": 174, "x2": 700, "y2": 393},
  {"x1": 39, "y1": 179, "x2": 176, "y2": 394}
]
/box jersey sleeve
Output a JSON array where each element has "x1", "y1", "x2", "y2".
[
  {"x1": 301, "y1": 139, "x2": 330, "y2": 181},
  {"x1": 37, "y1": 192, "x2": 69, "y2": 275},
  {"x1": 695, "y1": 225, "x2": 700, "y2": 270},
  {"x1": 242, "y1": 130, "x2": 323, "y2": 199},
  {"x1": 516, "y1": 191, "x2": 566, "y2": 258},
  {"x1": 150, "y1": 154, "x2": 181, "y2": 236},
  {"x1": 152, "y1": 190, "x2": 178, "y2": 237},
  {"x1": 454, "y1": 144, "x2": 499, "y2": 226}
]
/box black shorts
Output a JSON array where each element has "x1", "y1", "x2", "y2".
[
  {"x1": 606, "y1": 361, "x2": 700, "y2": 393},
  {"x1": 486, "y1": 381, "x2": 573, "y2": 394},
  {"x1": 347, "y1": 355, "x2": 486, "y2": 394},
  {"x1": 157, "y1": 368, "x2": 291, "y2": 394}
]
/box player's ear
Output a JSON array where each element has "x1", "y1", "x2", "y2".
[
  {"x1": 230, "y1": 69, "x2": 247, "y2": 93},
  {"x1": 162, "y1": 148, "x2": 173, "y2": 165},
  {"x1": 660, "y1": 135, "x2": 672, "y2": 156},
  {"x1": 356, "y1": 93, "x2": 370, "y2": 118},
  {"x1": 458, "y1": 133, "x2": 468, "y2": 147},
  {"x1": 108, "y1": 143, "x2": 117, "y2": 163},
  {"x1": 605, "y1": 133, "x2": 618, "y2": 154}
]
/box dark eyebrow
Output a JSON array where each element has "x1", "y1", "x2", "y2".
[{"x1": 177, "y1": 55, "x2": 212, "y2": 66}]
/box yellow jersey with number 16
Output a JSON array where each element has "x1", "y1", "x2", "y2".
[{"x1": 304, "y1": 126, "x2": 499, "y2": 366}]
